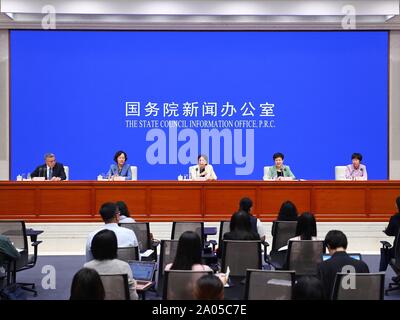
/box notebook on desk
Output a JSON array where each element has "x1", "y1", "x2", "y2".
[{"x1": 128, "y1": 260, "x2": 156, "y2": 290}]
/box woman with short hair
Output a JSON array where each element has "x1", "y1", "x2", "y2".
[
  {"x1": 345, "y1": 153, "x2": 367, "y2": 180},
  {"x1": 189, "y1": 154, "x2": 217, "y2": 181},
  {"x1": 84, "y1": 229, "x2": 138, "y2": 300},
  {"x1": 107, "y1": 150, "x2": 132, "y2": 180},
  {"x1": 266, "y1": 152, "x2": 296, "y2": 180}
]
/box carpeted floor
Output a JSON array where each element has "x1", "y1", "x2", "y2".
[{"x1": 10, "y1": 255, "x2": 400, "y2": 300}]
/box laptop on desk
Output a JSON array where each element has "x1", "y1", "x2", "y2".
[{"x1": 128, "y1": 260, "x2": 156, "y2": 291}]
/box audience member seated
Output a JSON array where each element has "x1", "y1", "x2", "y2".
[
  {"x1": 238, "y1": 197, "x2": 267, "y2": 242},
  {"x1": 0, "y1": 234, "x2": 21, "y2": 267},
  {"x1": 224, "y1": 211, "x2": 261, "y2": 242},
  {"x1": 84, "y1": 229, "x2": 138, "y2": 300},
  {"x1": 317, "y1": 230, "x2": 369, "y2": 300},
  {"x1": 165, "y1": 231, "x2": 212, "y2": 272},
  {"x1": 70, "y1": 268, "x2": 105, "y2": 300},
  {"x1": 289, "y1": 212, "x2": 317, "y2": 241},
  {"x1": 193, "y1": 274, "x2": 224, "y2": 300},
  {"x1": 86, "y1": 202, "x2": 138, "y2": 261},
  {"x1": 0, "y1": 235, "x2": 21, "y2": 287},
  {"x1": 279, "y1": 212, "x2": 317, "y2": 253},
  {"x1": 216, "y1": 211, "x2": 261, "y2": 258},
  {"x1": 379, "y1": 196, "x2": 400, "y2": 273},
  {"x1": 292, "y1": 276, "x2": 324, "y2": 300},
  {"x1": 116, "y1": 201, "x2": 136, "y2": 223},
  {"x1": 271, "y1": 200, "x2": 298, "y2": 236}
]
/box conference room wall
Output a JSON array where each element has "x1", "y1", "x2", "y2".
[
  {"x1": 0, "y1": 30, "x2": 399, "y2": 180},
  {"x1": 0, "y1": 30, "x2": 398, "y2": 257},
  {"x1": 390, "y1": 31, "x2": 400, "y2": 179},
  {"x1": 0, "y1": 30, "x2": 9, "y2": 180}
]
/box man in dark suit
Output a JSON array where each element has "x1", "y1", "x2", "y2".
[
  {"x1": 31, "y1": 153, "x2": 66, "y2": 181},
  {"x1": 317, "y1": 230, "x2": 369, "y2": 299}
]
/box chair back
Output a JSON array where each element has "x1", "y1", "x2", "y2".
[
  {"x1": 158, "y1": 239, "x2": 179, "y2": 292},
  {"x1": 130, "y1": 166, "x2": 138, "y2": 180},
  {"x1": 263, "y1": 166, "x2": 271, "y2": 180},
  {"x1": 163, "y1": 270, "x2": 213, "y2": 300},
  {"x1": 245, "y1": 269, "x2": 295, "y2": 300},
  {"x1": 218, "y1": 221, "x2": 230, "y2": 248},
  {"x1": 64, "y1": 166, "x2": 69, "y2": 180},
  {"x1": 332, "y1": 272, "x2": 385, "y2": 300},
  {"x1": 335, "y1": 166, "x2": 347, "y2": 180},
  {"x1": 171, "y1": 222, "x2": 204, "y2": 244},
  {"x1": 271, "y1": 221, "x2": 298, "y2": 252},
  {"x1": 116, "y1": 246, "x2": 139, "y2": 262},
  {"x1": 287, "y1": 240, "x2": 324, "y2": 276},
  {"x1": 100, "y1": 274, "x2": 130, "y2": 300},
  {"x1": 221, "y1": 240, "x2": 262, "y2": 277},
  {"x1": 0, "y1": 220, "x2": 28, "y2": 250},
  {"x1": 120, "y1": 222, "x2": 151, "y2": 253}
]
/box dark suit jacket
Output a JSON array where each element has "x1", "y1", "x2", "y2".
[
  {"x1": 31, "y1": 162, "x2": 66, "y2": 180},
  {"x1": 385, "y1": 213, "x2": 400, "y2": 238},
  {"x1": 317, "y1": 251, "x2": 369, "y2": 299}
]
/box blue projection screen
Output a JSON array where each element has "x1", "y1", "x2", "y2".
[{"x1": 10, "y1": 31, "x2": 388, "y2": 180}]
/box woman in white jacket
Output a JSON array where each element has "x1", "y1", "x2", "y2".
[{"x1": 189, "y1": 154, "x2": 217, "y2": 181}]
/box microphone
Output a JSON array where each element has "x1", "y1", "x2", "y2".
[{"x1": 38, "y1": 167, "x2": 43, "y2": 178}]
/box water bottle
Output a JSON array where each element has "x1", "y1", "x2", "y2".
[
  {"x1": 27, "y1": 173, "x2": 31, "y2": 180},
  {"x1": 16, "y1": 174, "x2": 22, "y2": 181},
  {"x1": 178, "y1": 174, "x2": 183, "y2": 181}
]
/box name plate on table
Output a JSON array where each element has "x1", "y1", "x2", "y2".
[
  {"x1": 32, "y1": 177, "x2": 45, "y2": 181},
  {"x1": 280, "y1": 177, "x2": 294, "y2": 181},
  {"x1": 112, "y1": 176, "x2": 126, "y2": 181},
  {"x1": 97, "y1": 176, "x2": 126, "y2": 181},
  {"x1": 194, "y1": 177, "x2": 207, "y2": 181}
]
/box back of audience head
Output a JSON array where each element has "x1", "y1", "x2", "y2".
[
  {"x1": 91, "y1": 229, "x2": 118, "y2": 260},
  {"x1": 194, "y1": 274, "x2": 224, "y2": 300},
  {"x1": 295, "y1": 212, "x2": 317, "y2": 240},
  {"x1": 293, "y1": 276, "x2": 324, "y2": 300},
  {"x1": 171, "y1": 231, "x2": 202, "y2": 270},
  {"x1": 324, "y1": 230, "x2": 348, "y2": 255},
  {"x1": 99, "y1": 202, "x2": 119, "y2": 223},
  {"x1": 115, "y1": 201, "x2": 131, "y2": 218},
  {"x1": 239, "y1": 197, "x2": 253, "y2": 214},
  {"x1": 70, "y1": 268, "x2": 105, "y2": 300},
  {"x1": 278, "y1": 200, "x2": 298, "y2": 221},
  {"x1": 230, "y1": 210, "x2": 253, "y2": 233}
]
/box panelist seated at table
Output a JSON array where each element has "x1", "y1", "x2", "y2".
[
  {"x1": 189, "y1": 154, "x2": 217, "y2": 181},
  {"x1": 345, "y1": 152, "x2": 367, "y2": 181},
  {"x1": 266, "y1": 152, "x2": 296, "y2": 181},
  {"x1": 30, "y1": 153, "x2": 66, "y2": 181},
  {"x1": 107, "y1": 150, "x2": 132, "y2": 180}
]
